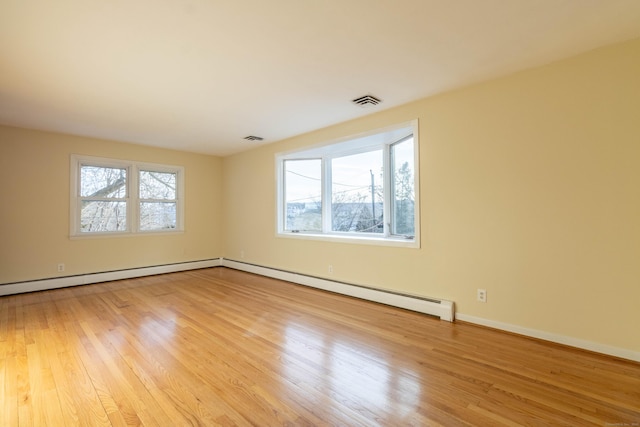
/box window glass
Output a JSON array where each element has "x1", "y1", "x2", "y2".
[
  {"x1": 80, "y1": 166, "x2": 127, "y2": 198},
  {"x1": 331, "y1": 150, "x2": 383, "y2": 234},
  {"x1": 140, "y1": 202, "x2": 176, "y2": 231},
  {"x1": 80, "y1": 201, "x2": 127, "y2": 232},
  {"x1": 139, "y1": 171, "x2": 176, "y2": 199},
  {"x1": 284, "y1": 159, "x2": 322, "y2": 232},
  {"x1": 391, "y1": 137, "x2": 415, "y2": 237}
]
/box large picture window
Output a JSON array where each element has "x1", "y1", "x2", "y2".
[
  {"x1": 277, "y1": 120, "x2": 419, "y2": 247},
  {"x1": 70, "y1": 155, "x2": 184, "y2": 236}
]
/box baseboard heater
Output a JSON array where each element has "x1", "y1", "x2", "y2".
[
  {"x1": 0, "y1": 259, "x2": 222, "y2": 296},
  {"x1": 221, "y1": 259, "x2": 455, "y2": 322},
  {"x1": 1, "y1": 258, "x2": 454, "y2": 322}
]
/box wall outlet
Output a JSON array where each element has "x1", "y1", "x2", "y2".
[
  {"x1": 240, "y1": 250, "x2": 245, "y2": 259},
  {"x1": 477, "y1": 288, "x2": 487, "y2": 303},
  {"x1": 328, "y1": 264, "x2": 333, "y2": 274},
  {"x1": 57, "y1": 263, "x2": 65, "y2": 272}
]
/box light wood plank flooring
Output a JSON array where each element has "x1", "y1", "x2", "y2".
[{"x1": 1, "y1": 267, "x2": 638, "y2": 426}]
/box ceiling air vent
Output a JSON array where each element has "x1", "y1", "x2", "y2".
[
  {"x1": 244, "y1": 135, "x2": 264, "y2": 141},
  {"x1": 352, "y1": 94, "x2": 382, "y2": 108}
]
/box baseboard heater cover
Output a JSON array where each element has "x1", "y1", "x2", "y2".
[
  {"x1": 0, "y1": 258, "x2": 223, "y2": 296},
  {"x1": 221, "y1": 259, "x2": 455, "y2": 322},
  {"x1": 1, "y1": 258, "x2": 453, "y2": 322}
]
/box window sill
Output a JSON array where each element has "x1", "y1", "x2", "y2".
[
  {"x1": 70, "y1": 230, "x2": 184, "y2": 240},
  {"x1": 276, "y1": 231, "x2": 419, "y2": 248}
]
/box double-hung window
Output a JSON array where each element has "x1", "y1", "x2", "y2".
[
  {"x1": 277, "y1": 120, "x2": 419, "y2": 247},
  {"x1": 70, "y1": 155, "x2": 184, "y2": 236}
]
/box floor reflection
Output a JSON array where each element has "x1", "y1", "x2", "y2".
[
  {"x1": 138, "y1": 312, "x2": 177, "y2": 350},
  {"x1": 282, "y1": 322, "x2": 421, "y2": 420}
]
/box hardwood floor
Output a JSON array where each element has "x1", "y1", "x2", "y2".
[{"x1": 1, "y1": 267, "x2": 638, "y2": 426}]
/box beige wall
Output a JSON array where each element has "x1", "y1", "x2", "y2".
[
  {"x1": 0, "y1": 127, "x2": 223, "y2": 283},
  {"x1": 222, "y1": 38, "x2": 640, "y2": 352}
]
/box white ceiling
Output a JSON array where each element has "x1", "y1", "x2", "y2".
[{"x1": 1, "y1": 1, "x2": 640, "y2": 156}]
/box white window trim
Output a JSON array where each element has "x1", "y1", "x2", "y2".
[
  {"x1": 70, "y1": 155, "x2": 185, "y2": 238},
  {"x1": 275, "y1": 120, "x2": 420, "y2": 248}
]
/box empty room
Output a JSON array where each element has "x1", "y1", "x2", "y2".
[{"x1": 1, "y1": 1, "x2": 639, "y2": 425}]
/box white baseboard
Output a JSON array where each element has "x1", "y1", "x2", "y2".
[
  {"x1": 221, "y1": 259, "x2": 455, "y2": 321},
  {"x1": 0, "y1": 258, "x2": 222, "y2": 296},
  {"x1": 456, "y1": 313, "x2": 640, "y2": 363},
  {"x1": 3, "y1": 258, "x2": 636, "y2": 363},
  {"x1": 223, "y1": 259, "x2": 638, "y2": 362}
]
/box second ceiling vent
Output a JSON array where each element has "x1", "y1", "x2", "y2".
[{"x1": 352, "y1": 94, "x2": 382, "y2": 108}]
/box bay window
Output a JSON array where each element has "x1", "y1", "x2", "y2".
[{"x1": 277, "y1": 120, "x2": 419, "y2": 247}]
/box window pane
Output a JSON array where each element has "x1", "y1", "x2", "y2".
[
  {"x1": 80, "y1": 166, "x2": 127, "y2": 198},
  {"x1": 139, "y1": 171, "x2": 176, "y2": 200},
  {"x1": 284, "y1": 159, "x2": 322, "y2": 232},
  {"x1": 331, "y1": 150, "x2": 383, "y2": 234},
  {"x1": 140, "y1": 202, "x2": 177, "y2": 231},
  {"x1": 80, "y1": 201, "x2": 127, "y2": 232},
  {"x1": 391, "y1": 138, "x2": 415, "y2": 236}
]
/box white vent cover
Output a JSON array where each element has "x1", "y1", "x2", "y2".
[
  {"x1": 244, "y1": 135, "x2": 264, "y2": 141},
  {"x1": 352, "y1": 94, "x2": 382, "y2": 107}
]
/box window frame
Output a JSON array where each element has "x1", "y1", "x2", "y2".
[
  {"x1": 276, "y1": 120, "x2": 420, "y2": 248},
  {"x1": 70, "y1": 155, "x2": 185, "y2": 238}
]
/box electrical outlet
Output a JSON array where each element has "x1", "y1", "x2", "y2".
[
  {"x1": 328, "y1": 264, "x2": 333, "y2": 274},
  {"x1": 57, "y1": 263, "x2": 65, "y2": 272},
  {"x1": 477, "y1": 289, "x2": 487, "y2": 303},
  {"x1": 240, "y1": 250, "x2": 245, "y2": 259}
]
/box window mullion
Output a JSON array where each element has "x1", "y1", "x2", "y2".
[
  {"x1": 73, "y1": 158, "x2": 81, "y2": 235},
  {"x1": 130, "y1": 166, "x2": 137, "y2": 233},
  {"x1": 140, "y1": 198, "x2": 177, "y2": 203},
  {"x1": 280, "y1": 161, "x2": 286, "y2": 232},
  {"x1": 322, "y1": 157, "x2": 331, "y2": 233},
  {"x1": 383, "y1": 145, "x2": 391, "y2": 237}
]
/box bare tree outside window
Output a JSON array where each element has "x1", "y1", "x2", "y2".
[
  {"x1": 80, "y1": 166, "x2": 127, "y2": 232},
  {"x1": 139, "y1": 171, "x2": 177, "y2": 231},
  {"x1": 72, "y1": 155, "x2": 183, "y2": 236}
]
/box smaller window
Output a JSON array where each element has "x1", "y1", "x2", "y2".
[
  {"x1": 70, "y1": 155, "x2": 184, "y2": 237},
  {"x1": 79, "y1": 165, "x2": 128, "y2": 232},
  {"x1": 139, "y1": 170, "x2": 178, "y2": 231}
]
